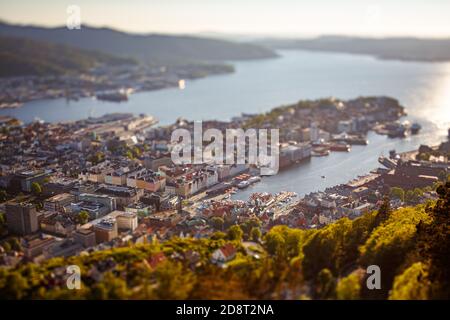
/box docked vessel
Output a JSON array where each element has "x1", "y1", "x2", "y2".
[
  {"x1": 410, "y1": 123, "x2": 421, "y2": 134},
  {"x1": 311, "y1": 148, "x2": 330, "y2": 157},
  {"x1": 0, "y1": 102, "x2": 23, "y2": 109},
  {"x1": 387, "y1": 127, "x2": 407, "y2": 138},
  {"x1": 248, "y1": 176, "x2": 261, "y2": 184},
  {"x1": 237, "y1": 180, "x2": 250, "y2": 189},
  {"x1": 378, "y1": 155, "x2": 397, "y2": 169},
  {"x1": 96, "y1": 90, "x2": 129, "y2": 102},
  {"x1": 331, "y1": 133, "x2": 369, "y2": 145},
  {"x1": 329, "y1": 143, "x2": 351, "y2": 152},
  {"x1": 386, "y1": 123, "x2": 407, "y2": 138},
  {"x1": 384, "y1": 121, "x2": 409, "y2": 138}
]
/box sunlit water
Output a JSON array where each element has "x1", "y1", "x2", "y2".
[{"x1": 1, "y1": 50, "x2": 449, "y2": 197}]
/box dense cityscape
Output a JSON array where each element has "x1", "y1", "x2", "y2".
[
  {"x1": 0, "y1": 0, "x2": 449, "y2": 307},
  {"x1": 0, "y1": 93, "x2": 449, "y2": 299}
]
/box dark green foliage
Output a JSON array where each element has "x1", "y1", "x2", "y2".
[
  {"x1": 31, "y1": 182, "x2": 42, "y2": 195},
  {"x1": 227, "y1": 225, "x2": 243, "y2": 241},
  {"x1": 0, "y1": 189, "x2": 7, "y2": 202},
  {"x1": 315, "y1": 268, "x2": 336, "y2": 299},
  {"x1": 412, "y1": 182, "x2": 450, "y2": 299},
  {"x1": 0, "y1": 183, "x2": 448, "y2": 299}
]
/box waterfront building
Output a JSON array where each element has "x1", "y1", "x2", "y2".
[
  {"x1": 5, "y1": 202, "x2": 39, "y2": 235},
  {"x1": 78, "y1": 193, "x2": 117, "y2": 212},
  {"x1": 22, "y1": 235, "x2": 56, "y2": 259},
  {"x1": 116, "y1": 212, "x2": 138, "y2": 231},
  {"x1": 12, "y1": 170, "x2": 52, "y2": 192},
  {"x1": 43, "y1": 193, "x2": 75, "y2": 212},
  {"x1": 73, "y1": 228, "x2": 96, "y2": 248},
  {"x1": 93, "y1": 218, "x2": 118, "y2": 244}
]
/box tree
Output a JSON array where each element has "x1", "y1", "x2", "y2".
[
  {"x1": 264, "y1": 231, "x2": 286, "y2": 256},
  {"x1": 0, "y1": 189, "x2": 7, "y2": 202},
  {"x1": 316, "y1": 268, "x2": 336, "y2": 299},
  {"x1": 88, "y1": 151, "x2": 104, "y2": 165},
  {"x1": 413, "y1": 182, "x2": 450, "y2": 299},
  {"x1": 90, "y1": 272, "x2": 129, "y2": 299},
  {"x1": 132, "y1": 146, "x2": 142, "y2": 158},
  {"x1": 125, "y1": 150, "x2": 134, "y2": 159},
  {"x1": 336, "y1": 272, "x2": 361, "y2": 300},
  {"x1": 78, "y1": 211, "x2": 90, "y2": 224},
  {"x1": 31, "y1": 182, "x2": 42, "y2": 195},
  {"x1": 153, "y1": 261, "x2": 194, "y2": 299},
  {"x1": 389, "y1": 262, "x2": 430, "y2": 300},
  {"x1": 210, "y1": 217, "x2": 224, "y2": 231},
  {"x1": 390, "y1": 187, "x2": 405, "y2": 202},
  {"x1": 227, "y1": 225, "x2": 243, "y2": 241},
  {"x1": 405, "y1": 190, "x2": 416, "y2": 203},
  {"x1": 359, "y1": 205, "x2": 432, "y2": 299},
  {"x1": 250, "y1": 227, "x2": 262, "y2": 242},
  {"x1": 417, "y1": 152, "x2": 430, "y2": 161},
  {"x1": 241, "y1": 218, "x2": 261, "y2": 235},
  {"x1": 414, "y1": 188, "x2": 423, "y2": 198},
  {"x1": 9, "y1": 238, "x2": 21, "y2": 251},
  {"x1": 438, "y1": 170, "x2": 447, "y2": 182},
  {"x1": 0, "y1": 271, "x2": 29, "y2": 299},
  {"x1": 210, "y1": 231, "x2": 226, "y2": 240},
  {"x1": 1, "y1": 242, "x2": 11, "y2": 253},
  {"x1": 375, "y1": 196, "x2": 391, "y2": 226}
]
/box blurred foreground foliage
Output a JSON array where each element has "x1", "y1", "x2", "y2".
[{"x1": 0, "y1": 183, "x2": 448, "y2": 300}]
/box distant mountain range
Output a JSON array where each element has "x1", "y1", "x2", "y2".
[
  {"x1": 258, "y1": 36, "x2": 450, "y2": 62},
  {"x1": 0, "y1": 22, "x2": 277, "y2": 66},
  {"x1": 0, "y1": 36, "x2": 136, "y2": 77}
]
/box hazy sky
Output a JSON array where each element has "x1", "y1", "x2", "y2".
[{"x1": 1, "y1": 0, "x2": 450, "y2": 37}]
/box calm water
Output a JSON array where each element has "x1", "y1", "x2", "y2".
[{"x1": 2, "y1": 50, "x2": 449, "y2": 197}]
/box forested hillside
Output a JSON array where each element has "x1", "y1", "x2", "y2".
[
  {"x1": 0, "y1": 22, "x2": 277, "y2": 65},
  {"x1": 0, "y1": 182, "x2": 448, "y2": 300},
  {"x1": 0, "y1": 36, "x2": 135, "y2": 77}
]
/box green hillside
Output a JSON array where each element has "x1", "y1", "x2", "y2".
[
  {"x1": 0, "y1": 22, "x2": 277, "y2": 66},
  {"x1": 0, "y1": 182, "x2": 448, "y2": 300},
  {"x1": 0, "y1": 36, "x2": 135, "y2": 77}
]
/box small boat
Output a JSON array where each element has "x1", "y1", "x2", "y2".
[
  {"x1": 386, "y1": 121, "x2": 408, "y2": 138},
  {"x1": 387, "y1": 127, "x2": 407, "y2": 138},
  {"x1": 96, "y1": 90, "x2": 129, "y2": 102},
  {"x1": 248, "y1": 176, "x2": 261, "y2": 184},
  {"x1": 312, "y1": 148, "x2": 330, "y2": 157},
  {"x1": 321, "y1": 175, "x2": 326, "y2": 179},
  {"x1": 329, "y1": 143, "x2": 351, "y2": 152},
  {"x1": 237, "y1": 180, "x2": 250, "y2": 189},
  {"x1": 410, "y1": 123, "x2": 421, "y2": 134},
  {"x1": 0, "y1": 102, "x2": 23, "y2": 109}
]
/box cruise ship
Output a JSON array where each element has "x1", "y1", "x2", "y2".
[
  {"x1": 237, "y1": 180, "x2": 250, "y2": 189},
  {"x1": 96, "y1": 89, "x2": 130, "y2": 102}
]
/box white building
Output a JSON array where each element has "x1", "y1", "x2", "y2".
[
  {"x1": 116, "y1": 212, "x2": 138, "y2": 231},
  {"x1": 310, "y1": 122, "x2": 320, "y2": 142}
]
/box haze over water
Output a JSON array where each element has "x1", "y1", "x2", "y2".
[{"x1": 2, "y1": 50, "x2": 449, "y2": 197}]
